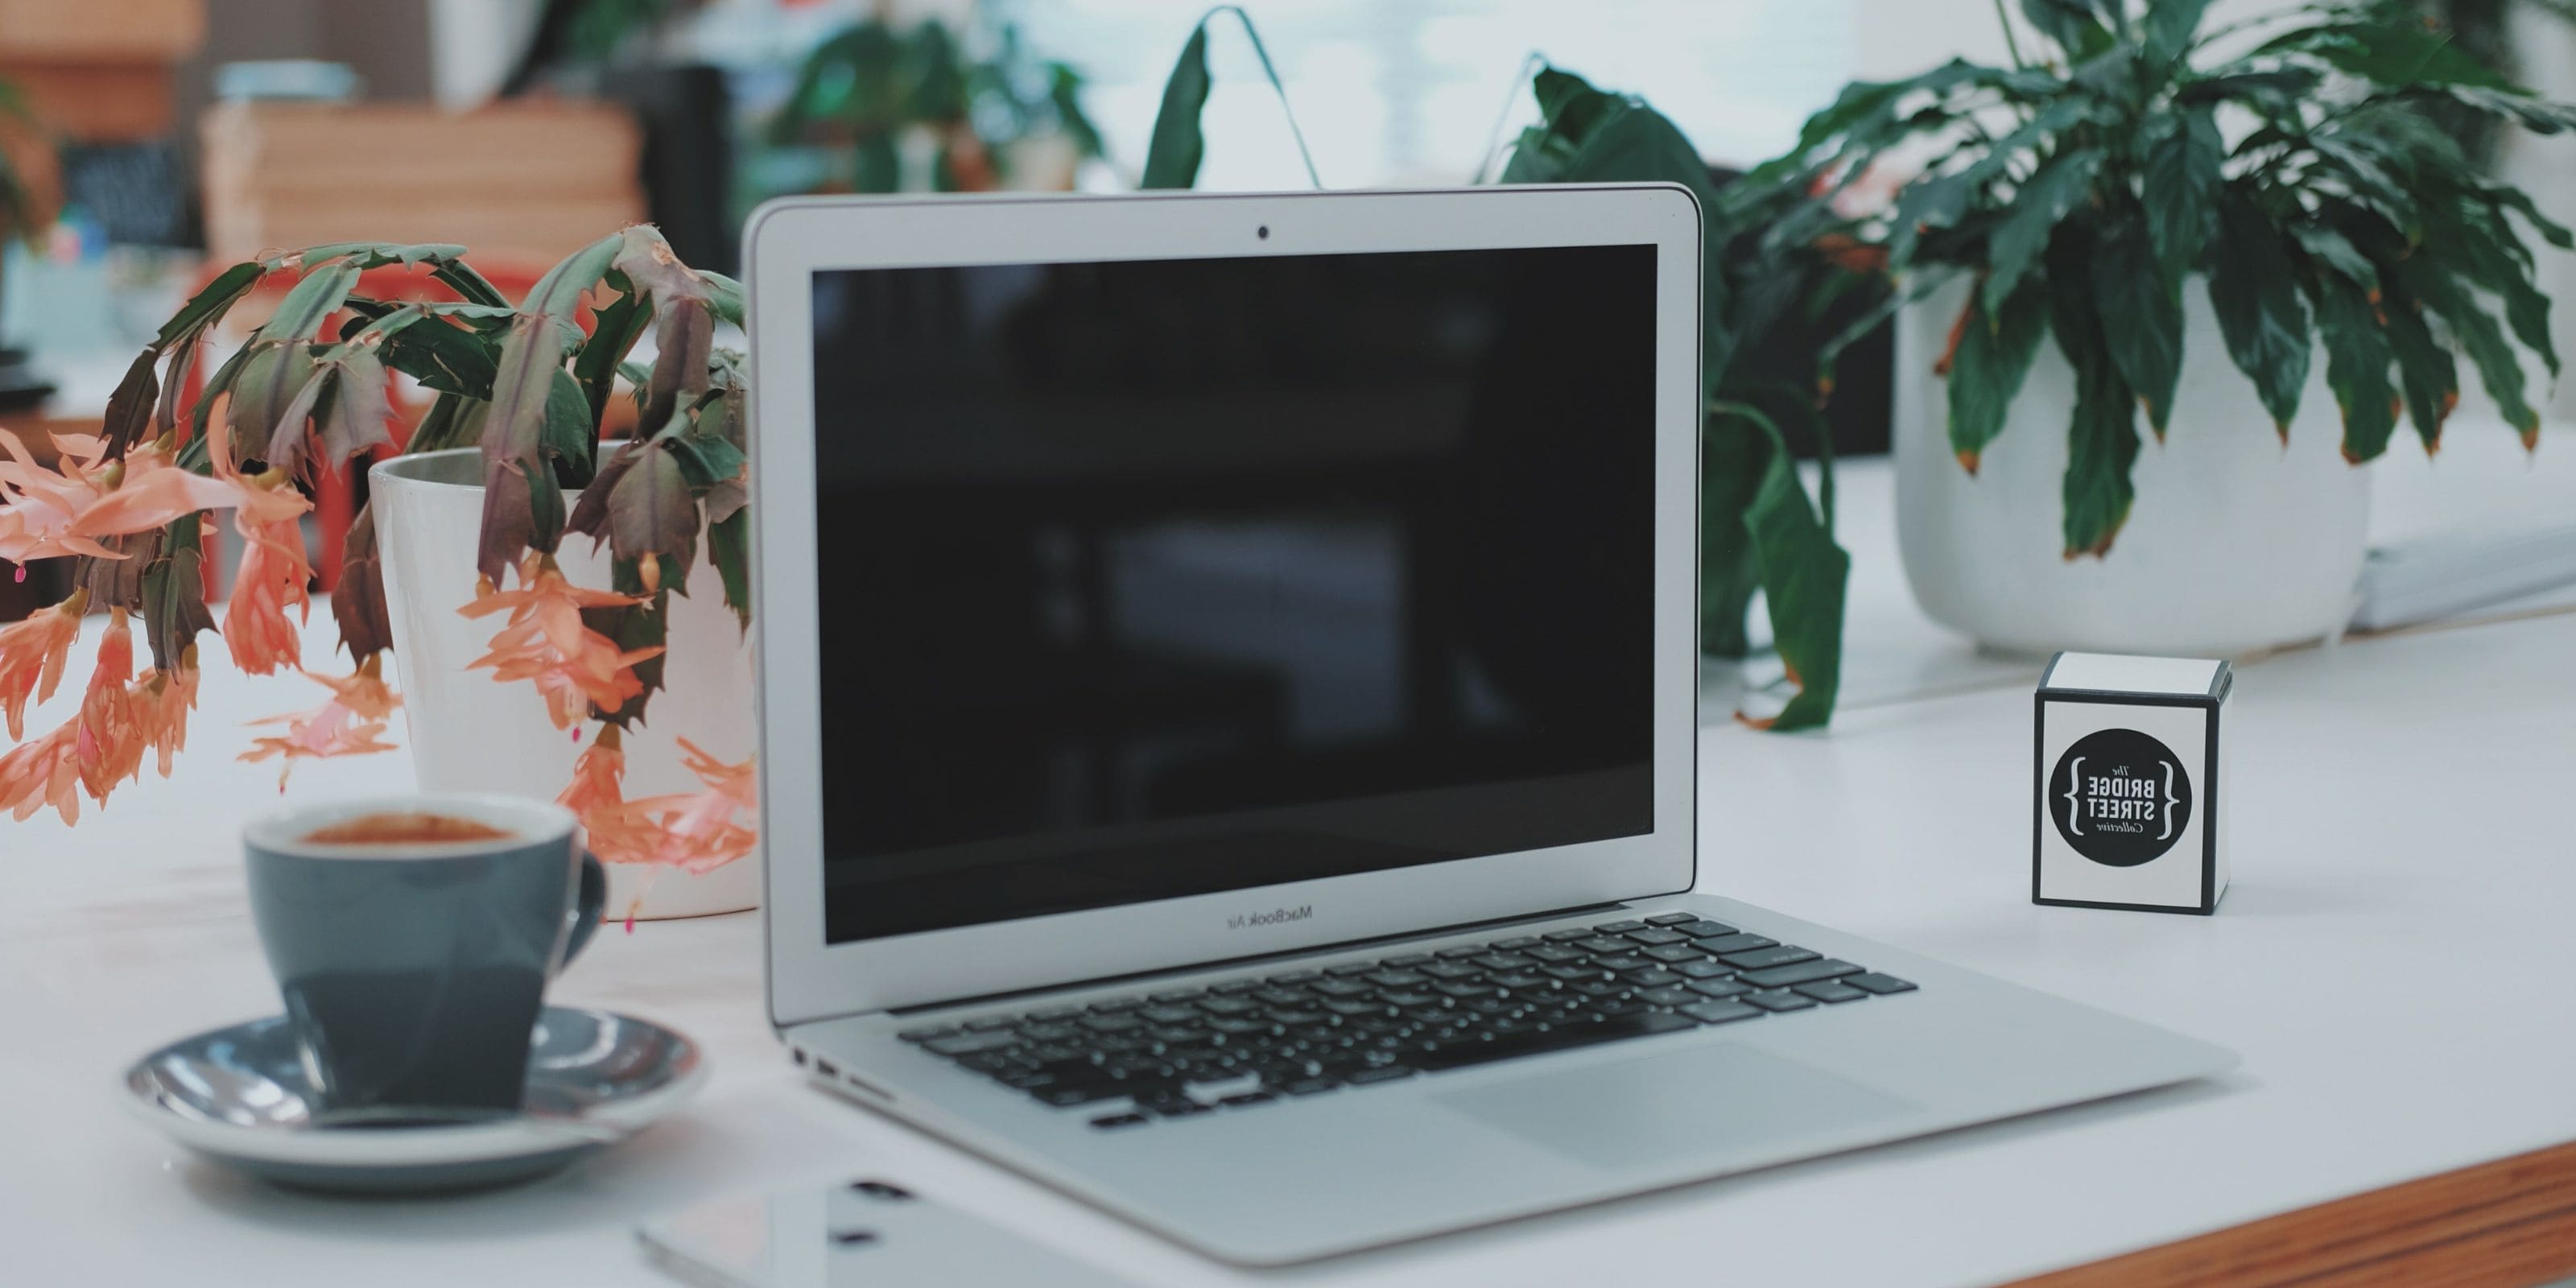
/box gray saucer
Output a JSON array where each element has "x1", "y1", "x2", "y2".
[{"x1": 122, "y1": 1006, "x2": 707, "y2": 1195}]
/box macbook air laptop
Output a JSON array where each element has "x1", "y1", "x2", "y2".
[{"x1": 741, "y1": 184, "x2": 2235, "y2": 1266}]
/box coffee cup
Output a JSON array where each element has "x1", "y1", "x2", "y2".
[{"x1": 243, "y1": 794, "x2": 605, "y2": 1117}]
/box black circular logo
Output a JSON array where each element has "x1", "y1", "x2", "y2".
[{"x1": 2048, "y1": 728, "x2": 2192, "y2": 867}]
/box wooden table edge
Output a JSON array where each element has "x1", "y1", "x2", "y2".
[{"x1": 2004, "y1": 1137, "x2": 2576, "y2": 1288}]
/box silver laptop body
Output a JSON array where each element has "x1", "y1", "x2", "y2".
[{"x1": 742, "y1": 187, "x2": 2235, "y2": 1267}]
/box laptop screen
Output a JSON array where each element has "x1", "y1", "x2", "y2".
[{"x1": 809, "y1": 244, "x2": 1658, "y2": 943}]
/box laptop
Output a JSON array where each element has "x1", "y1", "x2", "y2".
[{"x1": 741, "y1": 184, "x2": 2235, "y2": 1266}]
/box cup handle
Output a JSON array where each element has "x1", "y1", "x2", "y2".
[{"x1": 561, "y1": 851, "x2": 608, "y2": 968}]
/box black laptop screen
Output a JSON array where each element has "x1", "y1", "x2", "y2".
[{"x1": 809, "y1": 244, "x2": 1657, "y2": 943}]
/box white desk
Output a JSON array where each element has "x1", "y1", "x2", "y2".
[{"x1": 9, "y1": 456, "x2": 2576, "y2": 1286}]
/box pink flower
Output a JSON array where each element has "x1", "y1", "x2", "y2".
[
  {"x1": 458, "y1": 555, "x2": 663, "y2": 729},
  {"x1": 238, "y1": 663, "x2": 402, "y2": 790},
  {"x1": 0, "y1": 721, "x2": 80, "y2": 824},
  {"x1": 223, "y1": 515, "x2": 313, "y2": 675},
  {"x1": 563, "y1": 733, "x2": 758, "y2": 874},
  {"x1": 131, "y1": 663, "x2": 199, "y2": 778},
  {"x1": 72, "y1": 613, "x2": 144, "y2": 803},
  {"x1": 0, "y1": 592, "x2": 83, "y2": 740},
  {"x1": 0, "y1": 430, "x2": 250, "y2": 566}
]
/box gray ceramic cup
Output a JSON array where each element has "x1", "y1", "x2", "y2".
[{"x1": 243, "y1": 794, "x2": 606, "y2": 1118}]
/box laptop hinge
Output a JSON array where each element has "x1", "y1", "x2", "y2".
[{"x1": 872, "y1": 898, "x2": 1637, "y2": 1018}]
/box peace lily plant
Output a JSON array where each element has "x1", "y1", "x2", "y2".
[
  {"x1": 0, "y1": 229, "x2": 758, "y2": 879},
  {"x1": 1146, "y1": 0, "x2": 2574, "y2": 724}
]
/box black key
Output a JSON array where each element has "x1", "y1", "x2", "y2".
[
  {"x1": 1268, "y1": 970, "x2": 1319, "y2": 985},
  {"x1": 1253, "y1": 988, "x2": 1311, "y2": 1006},
  {"x1": 1472, "y1": 953, "x2": 1534, "y2": 971},
  {"x1": 1149, "y1": 1026, "x2": 1210, "y2": 1045},
  {"x1": 998, "y1": 1070, "x2": 1059, "y2": 1090},
  {"x1": 1682, "y1": 1000, "x2": 1764, "y2": 1025},
  {"x1": 1278, "y1": 1076, "x2": 1340, "y2": 1095},
  {"x1": 1208, "y1": 1017, "x2": 1275, "y2": 1037},
  {"x1": 925, "y1": 1031, "x2": 1022, "y2": 1057},
  {"x1": 1645, "y1": 912, "x2": 1702, "y2": 927},
  {"x1": 1527, "y1": 944, "x2": 1589, "y2": 964},
  {"x1": 1093, "y1": 1035, "x2": 1147, "y2": 1056},
  {"x1": 1325, "y1": 962, "x2": 1376, "y2": 977},
  {"x1": 1625, "y1": 928, "x2": 1688, "y2": 947},
  {"x1": 1322, "y1": 997, "x2": 1388, "y2": 1018},
  {"x1": 1620, "y1": 967, "x2": 1682, "y2": 987},
  {"x1": 1311, "y1": 978, "x2": 1374, "y2": 999},
  {"x1": 1435, "y1": 946, "x2": 1484, "y2": 960},
  {"x1": 1577, "y1": 936, "x2": 1633, "y2": 955},
  {"x1": 1146, "y1": 1097, "x2": 1212, "y2": 1117},
  {"x1": 1686, "y1": 977, "x2": 1752, "y2": 1000},
  {"x1": 1382, "y1": 953, "x2": 1433, "y2": 968},
  {"x1": 1740, "y1": 958, "x2": 1864, "y2": 989},
  {"x1": 1697, "y1": 932, "x2": 1777, "y2": 955},
  {"x1": 1090, "y1": 1112, "x2": 1150, "y2": 1129},
  {"x1": 1542, "y1": 928, "x2": 1595, "y2": 942},
  {"x1": 1720, "y1": 945, "x2": 1820, "y2": 971},
  {"x1": 1490, "y1": 972, "x2": 1554, "y2": 990},
  {"x1": 1637, "y1": 985, "x2": 1699, "y2": 1007},
  {"x1": 1641, "y1": 943, "x2": 1705, "y2": 964},
  {"x1": 1746, "y1": 990, "x2": 1818, "y2": 1012},
  {"x1": 1421, "y1": 962, "x2": 1482, "y2": 981},
  {"x1": 1594, "y1": 999, "x2": 1649, "y2": 1018},
  {"x1": 1025, "y1": 1042, "x2": 1088, "y2": 1064},
  {"x1": 1018, "y1": 1022, "x2": 1083, "y2": 1043},
  {"x1": 1035, "y1": 1084, "x2": 1124, "y2": 1107},
  {"x1": 1344, "y1": 1064, "x2": 1419, "y2": 1085},
  {"x1": 1380, "y1": 990, "x2": 1440, "y2": 1007},
  {"x1": 1674, "y1": 959, "x2": 1732, "y2": 980},
  {"x1": 1680, "y1": 920, "x2": 1737, "y2": 939},
  {"x1": 1492, "y1": 936, "x2": 1542, "y2": 950},
  {"x1": 1794, "y1": 980, "x2": 1869, "y2": 1004},
  {"x1": 1138, "y1": 1005, "x2": 1203, "y2": 1025},
  {"x1": 1212, "y1": 980, "x2": 1260, "y2": 995},
  {"x1": 1845, "y1": 972, "x2": 1919, "y2": 995},
  {"x1": 1540, "y1": 964, "x2": 1603, "y2": 982},
  {"x1": 958, "y1": 1051, "x2": 1022, "y2": 1075},
  {"x1": 1087, "y1": 998, "x2": 1141, "y2": 1013},
  {"x1": 964, "y1": 1016, "x2": 1018, "y2": 1032},
  {"x1": 1414, "y1": 1010, "x2": 1693, "y2": 1072},
  {"x1": 1026, "y1": 1005, "x2": 1083, "y2": 1022},
  {"x1": 896, "y1": 1025, "x2": 957, "y2": 1043},
  {"x1": 1594, "y1": 919, "x2": 1647, "y2": 934},
  {"x1": 1216, "y1": 1092, "x2": 1276, "y2": 1109},
  {"x1": 1363, "y1": 969, "x2": 1429, "y2": 988},
  {"x1": 1595, "y1": 955, "x2": 1653, "y2": 972},
  {"x1": 1433, "y1": 980, "x2": 1498, "y2": 999},
  {"x1": 1149, "y1": 989, "x2": 1205, "y2": 1005},
  {"x1": 1268, "y1": 1009, "x2": 1329, "y2": 1026},
  {"x1": 1197, "y1": 996, "x2": 1260, "y2": 1017},
  {"x1": 1078, "y1": 1013, "x2": 1145, "y2": 1034}
]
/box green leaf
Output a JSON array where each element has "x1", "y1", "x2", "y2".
[
  {"x1": 2399, "y1": 253, "x2": 2541, "y2": 442},
  {"x1": 2289, "y1": 224, "x2": 2376, "y2": 292},
  {"x1": 580, "y1": 590, "x2": 668, "y2": 729},
  {"x1": 664, "y1": 431, "x2": 746, "y2": 489},
  {"x1": 525, "y1": 232, "x2": 623, "y2": 324},
  {"x1": 1946, "y1": 279, "x2": 2050, "y2": 472},
  {"x1": 227, "y1": 341, "x2": 319, "y2": 469},
  {"x1": 2050, "y1": 285, "x2": 2141, "y2": 559},
  {"x1": 2174, "y1": 67, "x2": 2322, "y2": 106},
  {"x1": 333, "y1": 502, "x2": 395, "y2": 663},
  {"x1": 2429, "y1": 199, "x2": 2557, "y2": 381},
  {"x1": 98, "y1": 348, "x2": 159, "y2": 460},
  {"x1": 2142, "y1": 0, "x2": 2215, "y2": 66},
  {"x1": 2378, "y1": 281, "x2": 2458, "y2": 454},
  {"x1": 153, "y1": 261, "x2": 265, "y2": 349},
  {"x1": 2021, "y1": 0, "x2": 2116, "y2": 57},
  {"x1": 700, "y1": 270, "x2": 746, "y2": 326},
  {"x1": 254, "y1": 262, "x2": 361, "y2": 345},
  {"x1": 1711, "y1": 402, "x2": 1849, "y2": 732},
  {"x1": 319, "y1": 347, "x2": 394, "y2": 468},
  {"x1": 138, "y1": 515, "x2": 217, "y2": 675},
  {"x1": 708, "y1": 505, "x2": 752, "y2": 630},
  {"x1": 1699, "y1": 412, "x2": 1764, "y2": 658},
  {"x1": 605, "y1": 442, "x2": 699, "y2": 568},
  {"x1": 542, "y1": 369, "x2": 596, "y2": 485},
  {"x1": 575, "y1": 291, "x2": 653, "y2": 427},
  {"x1": 1984, "y1": 147, "x2": 2103, "y2": 316},
  {"x1": 2439, "y1": 86, "x2": 2576, "y2": 135},
  {"x1": 2091, "y1": 207, "x2": 2185, "y2": 435},
  {"x1": 2142, "y1": 107, "x2": 2222, "y2": 280},
  {"x1": 2309, "y1": 268, "x2": 2398, "y2": 463},
  {"x1": 475, "y1": 315, "x2": 572, "y2": 581},
  {"x1": 2264, "y1": 21, "x2": 2516, "y2": 91},
  {"x1": 1141, "y1": 22, "x2": 1211, "y2": 188},
  {"x1": 2204, "y1": 187, "x2": 2312, "y2": 433}
]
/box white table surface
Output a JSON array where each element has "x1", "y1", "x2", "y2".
[{"x1": 10, "y1": 444, "x2": 2576, "y2": 1286}]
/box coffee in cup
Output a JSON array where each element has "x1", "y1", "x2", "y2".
[{"x1": 243, "y1": 795, "x2": 605, "y2": 1117}]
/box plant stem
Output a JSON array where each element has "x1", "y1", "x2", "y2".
[
  {"x1": 1214, "y1": 5, "x2": 1323, "y2": 189},
  {"x1": 1992, "y1": 0, "x2": 2027, "y2": 69}
]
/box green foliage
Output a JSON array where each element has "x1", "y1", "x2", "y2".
[
  {"x1": 771, "y1": 19, "x2": 1104, "y2": 193},
  {"x1": 1141, "y1": 6, "x2": 1320, "y2": 190},
  {"x1": 1728, "y1": 0, "x2": 2570, "y2": 561}
]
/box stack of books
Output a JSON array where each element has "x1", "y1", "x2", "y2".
[{"x1": 199, "y1": 101, "x2": 647, "y2": 272}]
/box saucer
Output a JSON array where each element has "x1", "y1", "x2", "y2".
[{"x1": 122, "y1": 1006, "x2": 707, "y2": 1195}]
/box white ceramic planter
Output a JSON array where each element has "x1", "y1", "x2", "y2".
[
  {"x1": 369, "y1": 448, "x2": 760, "y2": 919},
  {"x1": 1893, "y1": 279, "x2": 2371, "y2": 657}
]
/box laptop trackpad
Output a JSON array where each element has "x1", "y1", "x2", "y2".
[{"x1": 1430, "y1": 1042, "x2": 1917, "y2": 1170}]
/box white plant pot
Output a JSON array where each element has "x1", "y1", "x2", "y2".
[
  {"x1": 369, "y1": 448, "x2": 761, "y2": 919},
  {"x1": 1893, "y1": 279, "x2": 2371, "y2": 657}
]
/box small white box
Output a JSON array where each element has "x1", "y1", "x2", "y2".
[{"x1": 2033, "y1": 652, "x2": 2231, "y2": 914}]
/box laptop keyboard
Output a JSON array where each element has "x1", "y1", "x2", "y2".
[{"x1": 892, "y1": 913, "x2": 1917, "y2": 1129}]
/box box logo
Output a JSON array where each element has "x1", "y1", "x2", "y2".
[{"x1": 2049, "y1": 728, "x2": 2190, "y2": 867}]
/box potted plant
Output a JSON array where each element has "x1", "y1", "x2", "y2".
[
  {"x1": 766, "y1": 17, "x2": 1106, "y2": 194},
  {"x1": 0, "y1": 229, "x2": 758, "y2": 920},
  {"x1": 1718, "y1": 0, "x2": 2573, "y2": 654}
]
